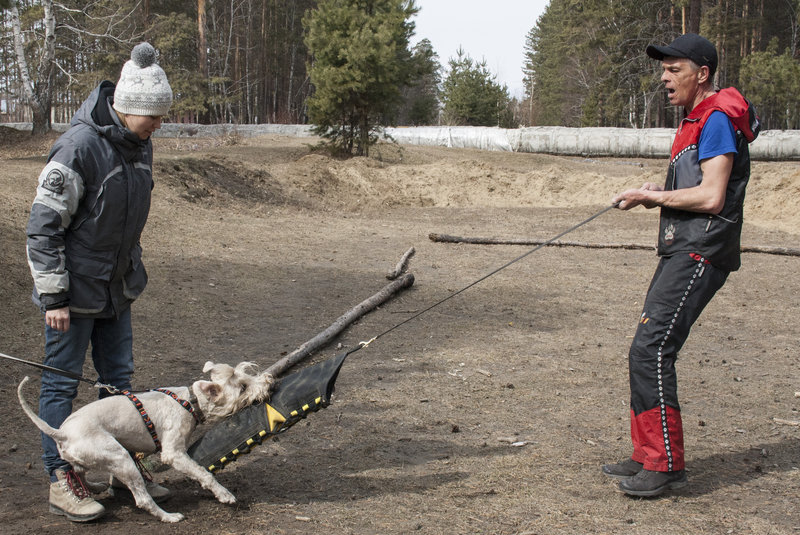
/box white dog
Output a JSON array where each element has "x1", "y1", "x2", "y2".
[{"x1": 18, "y1": 361, "x2": 274, "y2": 523}]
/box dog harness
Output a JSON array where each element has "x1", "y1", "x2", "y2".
[{"x1": 122, "y1": 388, "x2": 203, "y2": 452}]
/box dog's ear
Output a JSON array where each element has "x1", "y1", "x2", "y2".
[
  {"x1": 205, "y1": 362, "x2": 235, "y2": 383},
  {"x1": 234, "y1": 361, "x2": 257, "y2": 376},
  {"x1": 197, "y1": 381, "x2": 222, "y2": 402}
]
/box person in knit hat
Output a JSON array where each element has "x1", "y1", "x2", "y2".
[
  {"x1": 111, "y1": 42, "x2": 173, "y2": 139},
  {"x1": 113, "y1": 42, "x2": 173, "y2": 119},
  {"x1": 25, "y1": 42, "x2": 173, "y2": 521}
]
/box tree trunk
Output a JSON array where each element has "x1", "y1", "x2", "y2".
[
  {"x1": 31, "y1": 100, "x2": 52, "y2": 135},
  {"x1": 198, "y1": 0, "x2": 209, "y2": 78},
  {"x1": 688, "y1": 0, "x2": 702, "y2": 34},
  {"x1": 715, "y1": 0, "x2": 727, "y2": 88},
  {"x1": 681, "y1": 5, "x2": 686, "y2": 33},
  {"x1": 10, "y1": 1, "x2": 56, "y2": 134},
  {"x1": 359, "y1": 113, "x2": 369, "y2": 156},
  {"x1": 752, "y1": 0, "x2": 763, "y2": 54},
  {"x1": 287, "y1": 1, "x2": 297, "y2": 121},
  {"x1": 740, "y1": 0, "x2": 750, "y2": 58}
]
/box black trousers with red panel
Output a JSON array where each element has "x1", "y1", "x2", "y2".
[{"x1": 628, "y1": 252, "x2": 728, "y2": 472}]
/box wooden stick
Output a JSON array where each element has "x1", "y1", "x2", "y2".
[
  {"x1": 428, "y1": 233, "x2": 800, "y2": 257},
  {"x1": 387, "y1": 246, "x2": 416, "y2": 280},
  {"x1": 428, "y1": 233, "x2": 654, "y2": 251},
  {"x1": 773, "y1": 417, "x2": 800, "y2": 427},
  {"x1": 741, "y1": 244, "x2": 800, "y2": 256},
  {"x1": 266, "y1": 273, "x2": 415, "y2": 377}
]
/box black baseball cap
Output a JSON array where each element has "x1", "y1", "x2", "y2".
[{"x1": 646, "y1": 33, "x2": 718, "y2": 77}]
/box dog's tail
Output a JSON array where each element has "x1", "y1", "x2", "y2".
[{"x1": 17, "y1": 376, "x2": 62, "y2": 439}]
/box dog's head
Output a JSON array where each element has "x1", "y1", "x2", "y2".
[{"x1": 191, "y1": 361, "x2": 274, "y2": 422}]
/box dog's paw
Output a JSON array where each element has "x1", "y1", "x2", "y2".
[
  {"x1": 160, "y1": 512, "x2": 185, "y2": 523},
  {"x1": 215, "y1": 489, "x2": 236, "y2": 504}
]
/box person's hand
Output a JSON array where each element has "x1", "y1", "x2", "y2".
[
  {"x1": 612, "y1": 182, "x2": 662, "y2": 210},
  {"x1": 46, "y1": 307, "x2": 70, "y2": 332}
]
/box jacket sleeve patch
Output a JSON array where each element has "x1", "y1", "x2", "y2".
[
  {"x1": 34, "y1": 161, "x2": 85, "y2": 228},
  {"x1": 43, "y1": 169, "x2": 66, "y2": 194}
]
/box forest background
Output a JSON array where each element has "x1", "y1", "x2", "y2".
[{"x1": 2, "y1": 0, "x2": 799, "y2": 138}]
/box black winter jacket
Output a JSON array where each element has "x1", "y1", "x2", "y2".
[{"x1": 27, "y1": 81, "x2": 154, "y2": 317}]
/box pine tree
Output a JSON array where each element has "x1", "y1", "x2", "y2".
[
  {"x1": 524, "y1": 0, "x2": 681, "y2": 127},
  {"x1": 396, "y1": 38, "x2": 441, "y2": 126},
  {"x1": 303, "y1": 0, "x2": 418, "y2": 156},
  {"x1": 740, "y1": 38, "x2": 800, "y2": 129},
  {"x1": 521, "y1": 0, "x2": 581, "y2": 126},
  {"x1": 440, "y1": 49, "x2": 510, "y2": 127}
]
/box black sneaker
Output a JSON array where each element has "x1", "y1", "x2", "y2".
[
  {"x1": 618, "y1": 469, "x2": 688, "y2": 497},
  {"x1": 601, "y1": 458, "x2": 643, "y2": 479}
]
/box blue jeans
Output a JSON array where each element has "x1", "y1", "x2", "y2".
[{"x1": 38, "y1": 307, "x2": 135, "y2": 478}]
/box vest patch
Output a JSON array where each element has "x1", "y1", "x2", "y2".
[{"x1": 663, "y1": 223, "x2": 675, "y2": 245}]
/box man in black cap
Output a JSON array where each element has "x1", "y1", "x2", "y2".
[{"x1": 603, "y1": 33, "x2": 760, "y2": 496}]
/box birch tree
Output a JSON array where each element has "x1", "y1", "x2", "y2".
[{"x1": 9, "y1": 0, "x2": 56, "y2": 134}]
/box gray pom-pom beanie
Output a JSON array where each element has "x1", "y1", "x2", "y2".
[{"x1": 113, "y1": 42, "x2": 173, "y2": 116}]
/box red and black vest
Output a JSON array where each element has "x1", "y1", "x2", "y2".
[{"x1": 658, "y1": 88, "x2": 760, "y2": 272}]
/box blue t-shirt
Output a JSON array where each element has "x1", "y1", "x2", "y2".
[{"x1": 698, "y1": 110, "x2": 737, "y2": 161}]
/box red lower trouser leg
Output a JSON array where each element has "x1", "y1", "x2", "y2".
[{"x1": 630, "y1": 406, "x2": 684, "y2": 471}]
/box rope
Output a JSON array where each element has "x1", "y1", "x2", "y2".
[
  {"x1": 1, "y1": 352, "x2": 125, "y2": 395},
  {"x1": 357, "y1": 202, "x2": 620, "y2": 349}
]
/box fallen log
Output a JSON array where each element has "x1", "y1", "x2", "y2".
[
  {"x1": 387, "y1": 246, "x2": 416, "y2": 280},
  {"x1": 428, "y1": 233, "x2": 800, "y2": 257},
  {"x1": 428, "y1": 233, "x2": 654, "y2": 251},
  {"x1": 741, "y1": 244, "x2": 800, "y2": 256},
  {"x1": 266, "y1": 272, "x2": 415, "y2": 377}
]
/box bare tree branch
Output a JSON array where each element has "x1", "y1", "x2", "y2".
[
  {"x1": 387, "y1": 247, "x2": 415, "y2": 280},
  {"x1": 266, "y1": 273, "x2": 415, "y2": 378}
]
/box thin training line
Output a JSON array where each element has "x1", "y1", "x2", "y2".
[{"x1": 368, "y1": 202, "x2": 620, "y2": 344}]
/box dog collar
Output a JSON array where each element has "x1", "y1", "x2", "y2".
[{"x1": 186, "y1": 392, "x2": 206, "y2": 424}]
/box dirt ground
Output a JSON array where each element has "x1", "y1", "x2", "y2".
[{"x1": 0, "y1": 126, "x2": 798, "y2": 534}]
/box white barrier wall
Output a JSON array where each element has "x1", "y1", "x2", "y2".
[
  {"x1": 5, "y1": 122, "x2": 799, "y2": 159},
  {"x1": 384, "y1": 126, "x2": 800, "y2": 160}
]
